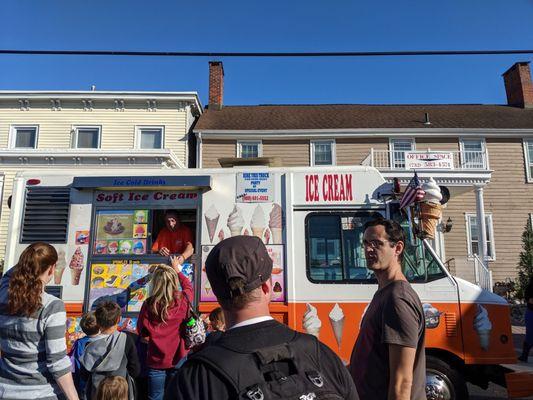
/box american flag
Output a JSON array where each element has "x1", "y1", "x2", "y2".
[{"x1": 399, "y1": 173, "x2": 425, "y2": 209}]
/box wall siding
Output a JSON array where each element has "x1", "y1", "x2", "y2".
[{"x1": 263, "y1": 140, "x2": 310, "y2": 166}]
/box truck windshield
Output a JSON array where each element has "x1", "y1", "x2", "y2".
[{"x1": 305, "y1": 212, "x2": 447, "y2": 284}]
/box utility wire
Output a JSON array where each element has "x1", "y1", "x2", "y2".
[{"x1": 1, "y1": 49, "x2": 533, "y2": 57}]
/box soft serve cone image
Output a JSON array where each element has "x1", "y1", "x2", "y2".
[
  {"x1": 269, "y1": 203, "x2": 283, "y2": 244},
  {"x1": 303, "y1": 303, "x2": 322, "y2": 338},
  {"x1": 474, "y1": 304, "x2": 492, "y2": 351},
  {"x1": 227, "y1": 205, "x2": 245, "y2": 236},
  {"x1": 251, "y1": 205, "x2": 266, "y2": 239},
  {"x1": 204, "y1": 205, "x2": 220, "y2": 243},
  {"x1": 54, "y1": 250, "x2": 67, "y2": 284},
  {"x1": 69, "y1": 247, "x2": 85, "y2": 286},
  {"x1": 329, "y1": 303, "x2": 345, "y2": 349},
  {"x1": 420, "y1": 178, "x2": 443, "y2": 239}
]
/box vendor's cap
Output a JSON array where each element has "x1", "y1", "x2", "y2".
[{"x1": 205, "y1": 236, "x2": 273, "y2": 300}]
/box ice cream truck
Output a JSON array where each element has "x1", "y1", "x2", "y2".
[{"x1": 3, "y1": 166, "x2": 523, "y2": 399}]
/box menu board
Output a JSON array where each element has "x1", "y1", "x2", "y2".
[
  {"x1": 93, "y1": 210, "x2": 148, "y2": 255},
  {"x1": 88, "y1": 260, "x2": 195, "y2": 314},
  {"x1": 200, "y1": 245, "x2": 285, "y2": 302}
]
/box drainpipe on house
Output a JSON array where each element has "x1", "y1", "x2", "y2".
[
  {"x1": 196, "y1": 132, "x2": 202, "y2": 169},
  {"x1": 474, "y1": 184, "x2": 488, "y2": 268}
]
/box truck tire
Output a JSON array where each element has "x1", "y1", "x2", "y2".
[{"x1": 426, "y1": 356, "x2": 468, "y2": 400}]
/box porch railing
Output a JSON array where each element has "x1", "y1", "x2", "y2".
[
  {"x1": 368, "y1": 150, "x2": 489, "y2": 170},
  {"x1": 473, "y1": 254, "x2": 493, "y2": 292}
]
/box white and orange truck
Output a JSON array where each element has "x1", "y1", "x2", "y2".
[{"x1": 3, "y1": 166, "x2": 529, "y2": 399}]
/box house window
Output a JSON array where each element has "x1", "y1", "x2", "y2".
[
  {"x1": 390, "y1": 139, "x2": 414, "y2": 169},
  {"x1": 525, "y1": 140, "x2": 533, "y2": 182},
  {"x1": 73, "y1": 126, "x2": 101, "y2": 149},
  {"x1": 460, "y1": 139, "x2": 485, "y2": 169},
  {"x1": 466, "y1": 214, "x2": 495, "y2": 261},
  {"x1": 10, "y1": 126, "x2": 38, "y2": 149},
  {"x1": 237, "y1": 141, "x2": 262, "y2": 158},
  {"x1": 136, "y1": 127, "x2": 164, "y2": 149},
  {"x1": 311, "y1": 140, "x2": 335, "y2": 166}
]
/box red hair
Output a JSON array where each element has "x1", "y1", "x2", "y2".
[{"x1": 8, "y1": 242, "x2": 58, "y2": 317}]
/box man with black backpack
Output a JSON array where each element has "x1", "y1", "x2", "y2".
[{"x1": 165, "y1": 236, "x2": 358, "y2": 400}]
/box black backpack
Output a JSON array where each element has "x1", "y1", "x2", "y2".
[{"x1": 190, "y1": 332, "x2": 345, "y2": 400}]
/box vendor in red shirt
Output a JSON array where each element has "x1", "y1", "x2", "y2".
[{"x1": 151, "y1": 211, "x2": 194, "y2": 263}]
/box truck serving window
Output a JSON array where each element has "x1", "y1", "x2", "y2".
[
  {"x1": 305, "y1": 212, "x2": 446, "y2": 283},
  {"x1": 21, "y1": 187, "x2": 70, "y2": 243}
]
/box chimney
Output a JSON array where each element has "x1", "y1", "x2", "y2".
[
  {"x1": 502, "y1": 61, "x2": 533, "y2": 108},
  {"x1": 209, "y1": 61, "x2": 224, "y2": 110}
]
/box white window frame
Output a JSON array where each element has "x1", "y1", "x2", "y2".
[
  {"x1": 72, "y1": 125, "x2": 101, "y2": 149},
  {"x1": 135, "y1": 126, "x2": 165, "y2": 149},
  {"x1": 459, "y1": 138, "x2": 488, "y2": 169},
  {"x1": 8, "y1": 125, "x2": 39, "y2": 149},
  {"x1": 465, "y1": 213, "x2": 496, "y2": 261},
  {"x1": 237, "y1": 140, "x2": 262, "y2": 158},
  {"x1": 310, "y1": 140, "x2": 336, "y2": 166},
  {"x1": 523, "y1": 139, "x2": 533, "y2": 183},
  {"x1": 389, "y1": 138, "x2": 415, "y2": 169}
]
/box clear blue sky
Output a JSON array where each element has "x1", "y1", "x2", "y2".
[{"x1": 1, "y1": 0, "x2": 532, "y2": 106}]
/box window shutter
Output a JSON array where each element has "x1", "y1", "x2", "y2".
[{"x1": 21, "y1": 187, "x2": 70, "y2": 243}]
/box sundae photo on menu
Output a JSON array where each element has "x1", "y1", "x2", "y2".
[{"x1": 96, "y1": 210, "x2": 134, "y2": 240}]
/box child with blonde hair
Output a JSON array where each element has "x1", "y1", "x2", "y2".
[
  {"x1": 137, "y1": 256, "x2": 193, "y2": 400},
  {"x1": 95, "y1": 376, "x2": 128, "y2": 400}
]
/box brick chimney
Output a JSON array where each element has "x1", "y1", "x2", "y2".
[
  {"x1": 502, "y1": 61, "x2": 533, "y2": 108},
  {"x1": 209, "y1": 61, "x2": 224, "y2": 110}
]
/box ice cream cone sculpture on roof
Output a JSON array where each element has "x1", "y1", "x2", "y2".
[{"x1": 419, "y1": 178, "x2": 443, "y2": 239}]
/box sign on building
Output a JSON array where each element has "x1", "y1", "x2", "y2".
[{"x1": 405, "y1": 152, "x2": 454, "y2": 170}]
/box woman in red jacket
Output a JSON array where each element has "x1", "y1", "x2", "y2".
[{"x1": 137, "y1": 257, "x2": 193, "y2": 400}]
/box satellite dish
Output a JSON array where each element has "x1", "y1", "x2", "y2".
[{"x1": 439, "y1": 186, "x2": 450, "y2": 205}]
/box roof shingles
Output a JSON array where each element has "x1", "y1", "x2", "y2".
[{"x1": 195, "y1": 104, "x2": 533, "y2": 131}]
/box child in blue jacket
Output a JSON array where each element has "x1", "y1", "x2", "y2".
[{"x1": 70, "y1": 311, "x2": 100, "y2": 396}]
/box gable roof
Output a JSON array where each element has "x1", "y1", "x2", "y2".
[{"x1": 195, "y1": 104, "x2": 533, "y2": 131}]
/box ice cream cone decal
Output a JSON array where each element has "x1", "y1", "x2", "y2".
[
  {"x1": 54, "y1": 250, "x2": 66, "y2": 284},
  {"x1": 329, "y1": 303, "x2": 345, "y2": 350},
  {"x1": 474, "y1": 304, "x2": 492, "y2": 351},
  {"x1": 251, "y1": 205, "x2": 265, "y2": 240},
  {"x1": 205, "y1": 205, "x2": 220, "y2": 243},
  {"x1": 69, "y1": 247, "x2": 84, "y2": 286},
  {"x1": 227, "y1": 205, "x2": 245, "y2": 237},
  {"x1": 269, "y1": 203, "x2": 283, "y2": 244},
  {"x1": 205, "y1": 280, "x2": 212, "y2": 294},
  {"x1": 303, "y1": 303, "x2": 322, "y2": 338}
]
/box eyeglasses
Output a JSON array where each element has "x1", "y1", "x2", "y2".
[{"x1": 362, "y1": 239, "x2": 394, "y2": 249}]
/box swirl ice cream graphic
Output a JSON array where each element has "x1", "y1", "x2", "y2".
[
  {"x1": 474, "y1": 304, "x2": 492, "y2": 351},
  {"x1": 54, "y1": 250, "x2": 67, "y2": 284},
  {"x1": 227, "y1": 205, "x2": 245, "y2": 237},
  {"x1": 303, "y1": 303, "x2": 322, "y2": 338},
  {"x1": 69, "y1": 247, "x2": 85, "y2": 286},
  {"x1": 420, "y1": 178, "x2": 443, "y2": 239},
  {"x1": 329, "y1": 303, "x2": 345, "y2": 349},
  {"x1": 204, "y1": 205, "x2": 220, "y2": 243},
  {"x1": 269, "y1": 203, "x2": 283, "y2": 244},
  {"x1": 251, "y1": 205, "x2": 266, "y2": 240}
]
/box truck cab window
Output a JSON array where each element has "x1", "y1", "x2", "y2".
[{"x1": 305, "y1": 212, "x2": 446, "y2": 283}]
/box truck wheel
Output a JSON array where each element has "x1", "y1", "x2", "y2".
[{"x1": 426, "y1": 356, "x2": 468, "y2": 400}]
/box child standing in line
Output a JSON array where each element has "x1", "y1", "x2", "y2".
[
  {"x1": 207, "y1": 307, "x2": 225, "y2": 343},
  {"x1": 81, "y1": 301, "x2": 140, "y2": 400},
  {"x1": 70, "y1": 312, "x2": 100, "y2": 397},
  {"x1": 95, "y1": 376, "x2": 128, "y2": 400}
]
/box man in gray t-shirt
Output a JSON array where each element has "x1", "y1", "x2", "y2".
[{"x1": 349, "y1": 219, "x2": 426, "y2": 400}]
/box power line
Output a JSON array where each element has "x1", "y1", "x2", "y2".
[{"x1": 0, "y1": 49, "x2": 533, "y2": 57}]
